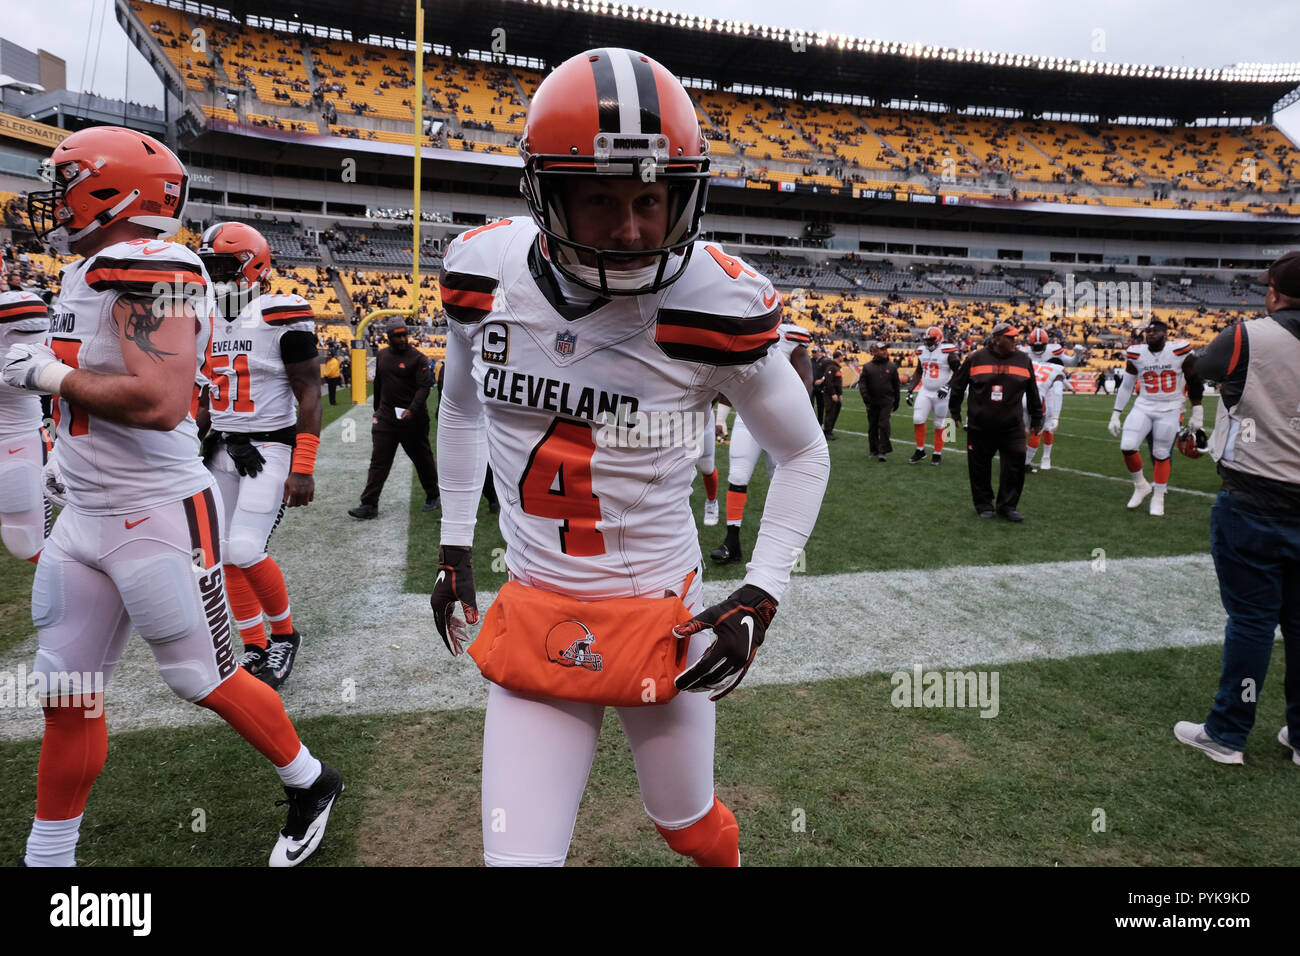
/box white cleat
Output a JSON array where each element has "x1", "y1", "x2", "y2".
[
  {"x1": 1127, "y1": 478, "x2": 1152, "y2": 509},
  {"x1": 1040, "y1": 453, "x2": 1052, "y2": 471},
  {"x1": 703, "y1": 498, "x2": 719, "y2": 526},
  {"x1": 1149, "y1": 492, "x2": 1165, "y2": 517}
]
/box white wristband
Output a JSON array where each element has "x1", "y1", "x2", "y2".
[{"x1": 38, "y1": 362, "x2": 73, "y2": 394}]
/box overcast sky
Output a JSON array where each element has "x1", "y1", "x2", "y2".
[{"x1": 4, "y1": 0, "x2": 1298, "y2": 136}]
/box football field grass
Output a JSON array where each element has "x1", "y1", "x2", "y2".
[{"x1": 4, "y1": 392, "x2": 1295, "y2": 867}]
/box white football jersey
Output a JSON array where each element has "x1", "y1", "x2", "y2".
[
  {"x1": 1126, "y1": 340, "x2": 1194, "y2": 412},
  {"x1": 46, "y1": 238, "x2": 214, "y2": 514},
  {"x1": 1027, "y1": 360, "x2": 1069, "y2": 412},
  {"x1": 776, "y1": 322, "x2": 811, "y2": 361},
  {"x1": 206, "y1": 293, "x2": 315, "y2": 432},
  {"x1": 1023, "y1": 341, "x2": 1082, "y2": 366},
  {"x1": 916, "y1": 342, "x2": 959, "y2": 391},
  {"x1": 0, "y1": 290, "x2": 49, "y2": 436},
  {"x1": 439, "y1": 217, "x2": 783, "y2": 597}
]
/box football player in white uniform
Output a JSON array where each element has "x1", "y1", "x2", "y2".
[
  {"x1": 0, "y1": 257, "x2": 51, "y2": 561},
  {"x1": 711, "y1": 321, "x2": 813, "y2": 564},
  {"x1": 1022, "y1": 326, "x2": 1087, "y2": 366},
  {"x1": 904, "y1": 326, "x2": 960, "y2": 465},
  {"x1": 1025, "y1": 357, "x2": 1073, "y2": 471},
  {"x1": 2, "y1": 127, "x2": 341, "y2": 867},
  {"x1": 197, "y1": 222, "x2": 321, "y2": 690},
  {"x1": 1108, "y1": 318, "x2": 1203, "y2": 516},
  {"x1": 430, "y1": 49, "x2": 829, "y2": 867}
]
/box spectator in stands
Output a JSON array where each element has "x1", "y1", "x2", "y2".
[
  {"x1": 348, "y1": 326, "x2": 441, "y2": 519},
  {"x1": 857, "y1": 341, "x2": 900, "y2": 461}
]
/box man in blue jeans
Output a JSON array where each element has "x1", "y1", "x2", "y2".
[{"x1": 1175, "y1": 251, "x2": 1300, "y2": 764}]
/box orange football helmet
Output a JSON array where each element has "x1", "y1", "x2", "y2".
[
  {"x1": 1175, "y1": 427, "x2": 1208, "y2": 459},
  {"x1": 1029, "y1": 327, "x2": 1050, "y2": 352},
  {"x1": 198, "y1": 222, "x2": 272, "y2": 294},
  {"x1": 27, "y1": 126, "x2": 188, "y2": 255},
  {"x1": 519, "y1": 48, "x2": 709, "y2": 296},
  {"x1": 924, "y1": 326, "x2": 943, "y2": 348}
]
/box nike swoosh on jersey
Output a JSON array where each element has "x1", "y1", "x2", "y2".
[
  {"x1": 7, "y1": 448, "x2": 21, "y2": 454},
  {"x1": 124, "y1": 517, "x2": 151, "y2": 530}
]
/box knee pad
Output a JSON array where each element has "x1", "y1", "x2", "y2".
[
  {"x1": 2, "y1": 516, "x2": 44, "y2": 561},
  {"x1": 112, "y1": 553, "x2": 200, "y2": 644},
  {"x1": 226, "y1": 527, "x2": 270, "y2": 568},
  {"x1": 655, "y1": 796, "x2": 740, "y2": 867},
  {"x1": 156, "y1": 659, "x2": 221, "y2": 703}
]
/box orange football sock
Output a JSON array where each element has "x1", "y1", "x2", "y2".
[
  {"x1": 913, "y1": 424, "x2": 926, "y2": 448},
  {"x1": 241, "y1": 555, "x2": 293, "y2": 637},
  {"x1": 1123, "y1": 451, "x2": 1144, "y2": 474},
  {"x1": 703, "y1": 467, "x2": 718, "y2": 502},
  {"x1": 1044, "y1": 431, "x2": 1055, "y2": 446},
  {"x1": 196, "y1": 669, "x2": 302, "y2": 766},
  {"x1": 35, "y1": 696, "x2": 107, "y2": 821},
  {"x1": 27, "y1": 552, "x2": 40, "y2": 565},
  {"x1": 725, "y1": 489, "x2": 747, "y2": 525},
  {"x1": 934, "y1": 428, "x2": 945, "y2": 453},
  {"x1": 656, "y1": 796, "x2": 740, "y2": 867},
  {"x1": 1153, "y1": 458, "x2": 1172, "y2": 485},
  {"x1": 1027, "y1": 432, "x2": 1041, "y2": 450},
  {"x1": 224, "y1": 563, "x2": 267, "y2": 649}
]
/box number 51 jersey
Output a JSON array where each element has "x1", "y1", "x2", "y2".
[
  {"x1": 46, "y1": 238, "x2": 214, "y2": 514},
  {"x1": 205, "y1": 293, "x2": 315, "y2": 432},
  {"x1": 440, "y1": 217, "x2": 782, "y2": 599}
]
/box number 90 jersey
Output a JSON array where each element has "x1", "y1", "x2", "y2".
[
  {"x1": 46, "y1": 239, "x2": 214, "y2": 515},
  {"x1": 440, "y1": 217, "x2": 782, "y2": 599},
  {"x1": 1126, "y1": 340, "x2": 1193, "y2": 412},
  {"x1": 205, "y1": 294, "x2": 315, "y2": 432}
]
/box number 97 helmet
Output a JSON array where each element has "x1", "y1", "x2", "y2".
[
  {"x1": 27, "y1": 126, "x2": 188, "y2": 255},
  {"x1": 519, "y1": 48, "x2": 710, "y2": 297}
]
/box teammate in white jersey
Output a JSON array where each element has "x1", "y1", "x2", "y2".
[
  {"x1": 692, "y1": 404, "x2": 720, "y2": 526},
  {"x1": 1021, "y1": 326, "x2": 1087, "y2": 366},
  {"x1": 710, "y1": 320, "x2": 813, "y2": 564},
  {"x1": 0, "y1": 259, "x2": 51, "y2": 561},
  {"x1": 904, "y1": 326, "x2": 960, "y2": 465},
  {"x1": 2, "y1": 126, "x2": 340, "y2": 867},
  {"x1": 198, "y1": 222, "x2": 321, "y2": 690},
  {"x1": 1025, "y1": 357, "x2": 1073, "y2": 471},
  {"x1": 1108, "y1": 318, "x2": 1203, "y2": 515},
  {"x1": 430, "y1": 49, "x2": 829, "y2": 867}
]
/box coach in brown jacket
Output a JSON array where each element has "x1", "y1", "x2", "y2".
[{"x1": 949, "y1": 322, "x2": 1042, "y2": 521}]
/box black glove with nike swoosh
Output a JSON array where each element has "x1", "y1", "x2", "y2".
[
  {"x1": 430, "y1": 545, "x2": 479, "y2": 655},
  {"x1": 673, "y1": 584, "x2": 778, "y2": 701},
  {"x1": 224, "y1": 435, "x2": 266, "y2": 478}
]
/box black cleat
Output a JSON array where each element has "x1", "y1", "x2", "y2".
[
  {"x1": 710, "y1": 541, "x2": 744, "y2": 565},
  {"x1": 999, "y1": 509, "x2": 1025, "y2": 523},
  {"x1": 259, "y1": 630, "x2": 300, "y2": 690},
  {"x1": 931, "y1": 453, "x2": 942, "y2": 466},
  {"x1": 908, "y1": 449, "x2": 926, "y2": 464},
  {"x1": 348, "y1": 503, "x2": 378, "y2": 520},
  {"x1": 269, "y1": 764, "x2": 344, "y2": 867},
  {"x1": 237, "y1": 645, "x2": 269, "y2": 677}
]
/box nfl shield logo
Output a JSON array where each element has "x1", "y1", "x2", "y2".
[{"x1": 555, "y1": 331, "x2": 577, "y2": 356}]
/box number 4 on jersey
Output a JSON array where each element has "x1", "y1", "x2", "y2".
[{"x1": 519, "y1": 419, "x2": 604, "y2": 556}]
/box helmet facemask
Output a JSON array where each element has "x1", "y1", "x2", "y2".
[{"x1": 522, "y1": 142, "x2": 709, "y2": 297}]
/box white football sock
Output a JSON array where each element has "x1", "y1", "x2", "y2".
[
  {"x1": 276, "y1": 744, "x2": 322, "y2": 789},
  {"x1": 26, "y1": 814, "x2": 83, "y2": 867}
]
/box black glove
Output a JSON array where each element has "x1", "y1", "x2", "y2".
[
  {"x1": 673, "y1": 584, "x2": 778, "y2": 701},
  {"x1": 224, "y1": 438, "x2": 266, "y2": 478},
  {"x1": 430, "y1": 545, "x2": 479, "y2": 655},
  {"x1": 200, "y1": 431, "x2": 221, "y2": 467},
  {"x1": 905, "y1": 391, "x2": 915, "y2": 407},
  {"x1": 936, "y1": 385, "x2": 950, "y2": 400}
]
